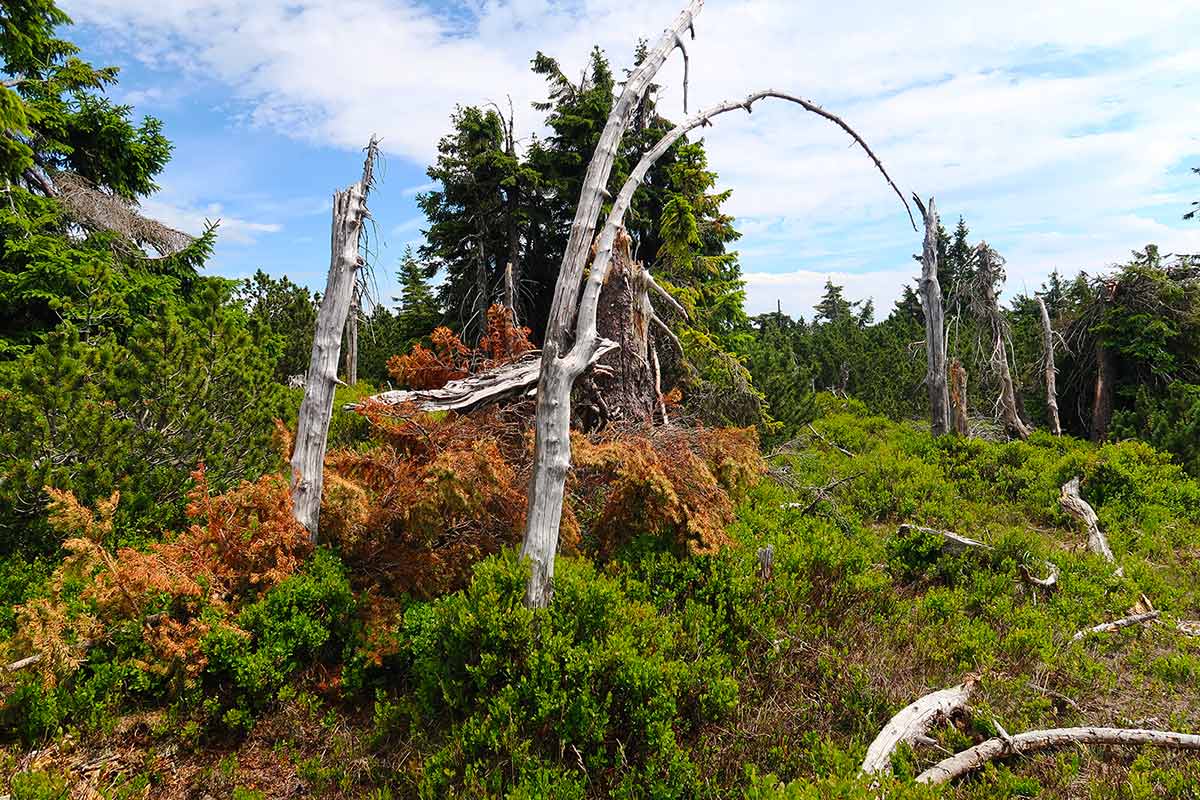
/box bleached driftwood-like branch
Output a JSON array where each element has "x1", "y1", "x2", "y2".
[
  {"x1": 1059, "y1": 476, "x2": 1121, "y2": 575},
  {"x1": 291, "y1": 137, "x2": 380, "y2": 542},
  {"x1": 354, "y1": 341, "x2": 618, "y2": 414},
  {"x1": 916, "y1": 727, "x2": 1200, "y2": 785},
  {"x1": 860, "y1": 681, "x2": 975, "y2": 775},
  {"x1": 1071, "y1": 611, "x2": 1160, "y2": 642}
]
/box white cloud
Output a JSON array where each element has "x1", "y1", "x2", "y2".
[
  {"x1": 139, "y1": 197, "x2": 282, "y2": 245},
  {"x1": 64, "y1": 0, "x2": 1200, "y2": 310}
]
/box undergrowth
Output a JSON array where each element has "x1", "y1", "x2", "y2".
[{"x1": 2, "y1": 395, "x2": 1199, "y2": 798}]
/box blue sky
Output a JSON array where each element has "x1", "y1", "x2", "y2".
[{"x1": 63, "y1": 0, "x2": 1200, "y2": 319}]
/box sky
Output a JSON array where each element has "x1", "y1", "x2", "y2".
[{"x1": 61, "y1": 0, "x2": 1200, "y2": 319}]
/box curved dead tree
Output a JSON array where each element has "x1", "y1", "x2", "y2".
[
  {"x1": 914, "y1": 195, "x2": 948, "y2": 436},
  {"x1": 291, "y1": 138, "x2": 380, "y2": 542},
  {"x1": 519, "y1": 1, "x2": 914, "y2": 607},
  {"x1": 970, "y1": 244, "x2": 1031, "y2": 439},
  {"x1": 1037, "y1": 296, "x2": 1062, "y2": 436}
]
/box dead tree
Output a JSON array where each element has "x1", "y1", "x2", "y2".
[
  {"x1": 1037, "y1": 296, "x2": 1061, "y2": 435},
  {"x1": 519, "y1": 1, "x2": 914, "y2": 606},
  {"x1": 950, "y1": 359, "x2": 969, "y2": 435},
  {"x1": 291, "y1": 138, "x2": 380, "y2": 542},
  {"x1": 860, "y1": 680, "x2": 975, "y2": 774},
  {"x1": 914, "y1": 195, "x2": 949, "y2": 435},
  {"x1": 917, "y1": 727, "x2": 1200, "y2": 785},
  {"x1": 971, "y1": 244, "x2": 1031, "y2": 439},
  {"x1": 1059, "y1": 476, "x2": 1122, "y2": 576}
]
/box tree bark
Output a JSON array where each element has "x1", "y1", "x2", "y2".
[
  {"x1": 1091, "y1": 342, "x2": 1115, "y2": 442},
  {"x1": 291, "y1": 138, "x2": 379, "y2": 542},
  {"x1": 343, "y1": 286, "x2": 359, "y2": 386},
  {"x1": 917, "y1": 727, "x2": 1200, "y2": 785},
  {"x1": 915, "y1": 196, "x2": 949, "y2": 436},
  {"x1": 1037, "y1": 296, "x2": 1061, "y2": 435},
  {"x1": 861, "y1": 681, "x2": 975, "y2": 775},
  {"x1": 950, "y1": 359, "x2": 969, "y2": 435},
  {"x1": 593, "y1": 228, "x2": 658, "y2": 426}
]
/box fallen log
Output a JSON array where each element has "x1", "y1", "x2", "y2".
[
  {"x1": 916, "y1": 726, "x2": 1200, "y2": 785},
  {"x1": 860, "y1": 680, "x2": 975, "y2": 775},
  {"x1": 1071, "y1": 611, "x2": 1160, "y2": 642},
  {"x1": 353, "y1": 340, "x2": 619, "y2": 414},
  {"x1": 1059, "y1": 476, "x2": 1122, "y2": 575}
]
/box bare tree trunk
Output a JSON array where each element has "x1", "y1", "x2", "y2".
[
  {"x1": 950, "y1": 359, "x2": 969, "y2": 435},
  {"x1": 917, "y1": 727, "x2": 1200, "y2": 785},
  {"x1": 975, "y1": 246, "x2": 1031, "y2": 439},
  {"x1": 343, "y1": 287, "x2": 359, "y2": 386},
  {"x1": 520, "y1": 24, "x2": 914, "y2": 606},
  {"x1": 503, "y1": 261, "x2": 517, "y2": 324},
  {"x1": 1037, "y1": 297, "x2": 1061, "y2": 435},
  {"x1": 1091, "y1": 342, "x2": 1115, "y2": 442},
  {"x1": 915, "y1": 195, "x2": 949, "y2": 435},
  {"x1": 291, "y1": 138, "x2": 379, "y2": 542}
]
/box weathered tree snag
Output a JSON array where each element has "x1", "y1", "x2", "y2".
[
  {"x1": 291, "y1": 138, "x2": 379, "y2": 542},
  {"x1": 356, "y1": 342, "x2": 618, "y2": 414},
  {"x1": 1037, "y1": 296, "x2": 1062, "y2": 436},
  {"x1": 503, "y1": 261, "x2": 517, "y2": 324},
  {"x1": 861, "y1": 680, "x2": 975, "y2": 775},
  {"x1": 1059, "y1": 476, "x2": 1120, "y2": 574},
  {"x1": 1072, "y1": 611, "x2": 1160, "y2": 641},
  {"x1": 950, "y1": 359, "x2": 969, "y2": 435},
  {"x1": 916, "y1": 727, "x2": 1200, "y2": 785},
  {"x1": 972, "y1": 245, "x2": 1031, "y2": 439},
  {"x1": 520, "y1": 43, "x2": 914, "y2": 606},
  {"x1": 914, "y1": 195, "x2": 949, "y2": 436},
  {"x1": 343, "y1": 285, "x2": 360, "y2": 385},
  {"x1": 593, "y1": 228, "x2": 658, "y2": 425}
]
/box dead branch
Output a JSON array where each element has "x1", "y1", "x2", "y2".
[
  {"x1": 898, "y1": 523, "x2": 990, "y2": 555},
  {"x1": 1071, "y1": 611, "x2": 1160, "y2": 642},
  {"x1": 916, "y1": 726, "x2": 1200, "y2": 785},
  {"x1": 1019, "y1": 561, "x2": 1059, "y2": 590},
  {"x1": 806, "y1": 423, "x2": 855, "y2": 457},
  {"x1": 860, "y1": 680, "x2": 975, "y2": 775},
  {"x1": 644, "y1": 269, "x2": 689, "y2": 320},
  {"x1": 51, "y1": 170, "x2": 194, "y2": 256},
  {"x1": 1059, "y1": 476, "x2": 1121, "y2": 575}
]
